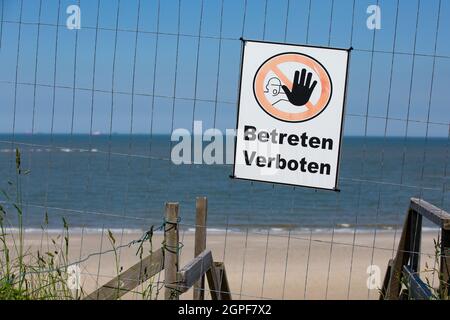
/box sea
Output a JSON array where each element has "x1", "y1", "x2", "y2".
[{"x1": 0, "y1": 134, "x2": 449, "y2": 234}]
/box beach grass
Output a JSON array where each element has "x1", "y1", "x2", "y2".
[
  {"x1": 0, "y1": 149, "x2": 75, "y2": 299},
  {"x1": 0, "y1": 149, "x2": 162, "y2": 300}
]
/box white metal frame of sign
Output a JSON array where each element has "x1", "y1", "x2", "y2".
[{"x1": 232, "y1": 39, "x2": 351, "y2": 191}]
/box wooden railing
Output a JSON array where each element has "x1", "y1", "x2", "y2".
[
  {"x1": 85, "y1": 197, "x2": 231, "y2": 300},
  {"x1": 380, "y1": 198, "x2": 450, "y2": 300}
]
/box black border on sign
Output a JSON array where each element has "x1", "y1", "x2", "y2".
[
  {"x1": 231, "y1": 38, "x2": 352, "y2": 192},
  {"x1": 334, "y1": 47, "x2": 352, "y2": 191},
  {"x1": 252, "y1": 51, "x2": 333, "y2": 123},
  {"x1": 241, "y1": 37, "x2": 352, "y2": 53},
  {"x1": 231, "y1": 38, "x2": 247, "y2": 182}
]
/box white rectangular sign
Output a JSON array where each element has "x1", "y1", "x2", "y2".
[{"x1": 232, "y1": 40, "x2": 350, "y2": 191}]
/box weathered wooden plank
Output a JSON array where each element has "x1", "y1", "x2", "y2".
[
  {"x1": 194, "y1": 197, "x2": 208, "y2": 300},
  {"x1": 84, "y1": 248, "x2": 164, "y2": 300},
  {"x1": 178, "y1": 249, "x2": 213, "y2": 294},
  {"x1": 410, "y1": 198, "x2": 450, "y2": 230},
  {"x1": 164, "y1": 202, "x2": 180, "y2": 300},
  {"x1": 403, "y1": 266, "x2": 433, "y2": 300},
  {"x1": 214, "y1": 262, "x2": 232, "y2": 300},
  {"x1": 206, "y1": 262, "x2": 221, "y2": 300}
]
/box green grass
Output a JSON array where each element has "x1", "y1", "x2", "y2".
[
  {"x1": 0, "y1": 149, "x2": 76, "y2": 299},
  {"x1": 0, "y1": 149, "x2": 159, "y2": 300}
]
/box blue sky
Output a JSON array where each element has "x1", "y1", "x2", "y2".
[{"x1": 0, "y1": 0, "x2": 449, "y2": 136}]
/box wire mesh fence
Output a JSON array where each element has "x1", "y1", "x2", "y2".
[{"x1": 0, "y1": 0, "x2": 449, "y2": 300}]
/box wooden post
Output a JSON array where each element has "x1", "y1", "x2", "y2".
[
  {"x1": 206, "y1": 264, "x2": 221, "y2": 300},
  {"x1": 380, "y1": 199, "x2": 450, "y2": 300},
  {"x1": 409, "y1": 211, "x2": 422, "y2": 272},
  {"x1": 214, "y1": 262, "x2": 232, "y2": 300},
  {"x1": 164, "y1": 202, "x2": 179, "y2": 300},
  {"x1": 193, "y1": 197, "x2": 208, "y2": 300},
  {"x1": 379, "y1": 259, "x2": 393, "y2": 300},
  {"x1": 385, "y1": 209, "x2": 413, "y2": 299}
]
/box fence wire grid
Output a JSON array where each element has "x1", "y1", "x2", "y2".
[{"x1": 0, "y1": 0, "x2": 450, "y2": 300}]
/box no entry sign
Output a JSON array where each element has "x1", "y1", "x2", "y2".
[{"x1": 232, "y1": 40, "x2": 350, "y2": 191}]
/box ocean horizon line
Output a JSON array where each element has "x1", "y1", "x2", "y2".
[
  {"x1": 0, "y1": 133, "x2": 448, "y2": 139},
  {"x1": 4, "y1": 226, "x2": 441, "y2": 236}
]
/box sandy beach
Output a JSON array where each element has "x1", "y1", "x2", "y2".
[{"x1": 7, "y1": 229, "x2": 441, "y2": 300}]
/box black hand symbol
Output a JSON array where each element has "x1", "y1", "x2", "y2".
[{"x1": 281, "y1": 69, "x2": 317, "y2": 107}]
